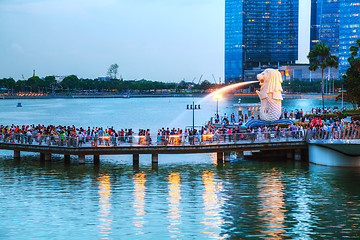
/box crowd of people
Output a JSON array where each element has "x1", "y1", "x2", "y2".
[
  {"x1": 0, "y1": 123, "x2": 308, "y2": 147},
  {"x1": 0, "y1": 106, "x2": 359, "y2": 147}
]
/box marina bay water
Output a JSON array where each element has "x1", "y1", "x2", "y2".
[{"x1": 0, "y1": 97, "x2": 359, "y2": 239}]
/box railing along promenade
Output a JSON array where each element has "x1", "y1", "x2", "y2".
[{"x1": 0, "y1": 128, "x2": 358, "y2": 164}]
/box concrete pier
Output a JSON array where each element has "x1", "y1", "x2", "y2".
[
  {"x1": 78, "y1": 155, "x2": 85, "y2": 164},
  {"x1": 64, "y1": 155, "x2": 70, "y2": 164},
  {"x1": 152, "y1": 162, "x2": 158, "y2": 171},
  {"x1": 217, "y1": 152, "x2": 223, "y2": 164},
  {"x1": 224, "y1": 152, "x2": 231, "y2": 162},
  {"x1": 286, "y1": 150, "x2": 293, "y2": 159},
  {"x1": 0, "y1": 135, "x2": 308, "y2": 166},
  {"x1": 94, "y1": 155, "x2": 100, "y2": 165},
  {"x1": 14, "y1": 150, "x2": 20, "y2": 159},
  {"x1": 45, "y1": 153, "x2": 51, "y2": 161},
  {"x1": 152, "y1": 154, "x2": 158, "y2": 163},
  {"x1": 294, "y1": 149, "x2": 301, "y2": 161},
  {"x1": 133, "y1": 154, "x2": 139, "y2": 165},
  {"x1": 309, "y1": 143, "x2": 360, "y2": 167},
  {"x1": 235, "y1": 151, "x2": 244, "y2": 159}
]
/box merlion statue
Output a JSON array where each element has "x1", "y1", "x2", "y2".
[{"x1": 256, "y1": 68, "x2": 283, "y2": 122}]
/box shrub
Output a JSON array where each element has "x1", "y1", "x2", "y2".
[
  {"x1": 277, "y1": 122, "x2": 309, "y2": 128},
  {"x1": 342, "y1": 110, "x2": 360, "y2": 117},
  {"x1": 304, "y1": 114, "x2": 339, "y2": 120}
]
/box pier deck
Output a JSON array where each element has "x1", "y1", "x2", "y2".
[{"x1": 0, "y1": 131, "x2": 307, "y2": 164}]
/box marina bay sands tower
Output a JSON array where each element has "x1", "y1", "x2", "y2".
[{"x1": 225, "y1": 0, "x2": 299, "y2": 83}]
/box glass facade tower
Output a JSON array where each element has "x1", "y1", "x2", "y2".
[
  {"x1": 310, "y1": 0, "x2": 360, "y2": 76},
  {"x1": 225, "y1": 0, "x2": 299, "y2": 83},
  {"x1": 310, "y1": 0, "x2": 340, "y2": 55},
  {"x1": 339, "y1": 2, "x2": 360, "y2": 75}
]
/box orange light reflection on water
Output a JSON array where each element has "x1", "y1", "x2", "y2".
[
  {"x1": 167, "y1": 172, "x2": 183, "y2": 238},
  {"x1": 257, "y1": 171, "x2": 287, "y2": 239},
  {"x1": 97, "y1": 174, "x2": 112, "y2": 239},
  {"x1": 133, "y1": 173, "x2": 147, "y2": 235},
  {"x1": 201, "y1": 170, "x2": 226, "y2": 239}
]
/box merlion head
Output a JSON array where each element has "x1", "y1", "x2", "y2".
[{"x1": 256, "y1": 68, "x2": 283, "y2": 100}]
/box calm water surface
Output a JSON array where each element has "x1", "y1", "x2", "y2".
[{"x1": 0, "y1": 97, "x2": 359, "y2": 239}]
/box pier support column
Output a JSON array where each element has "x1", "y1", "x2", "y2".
[
  {"x1": 14, "y1": 150, "x2": 20, "y2": 159},
  {"x1": 286, "y1": 150, "x2": 293, "y2": 160},
  {"x1": 224, "y1": 152, "x2": 231, "y2": 162},
  {"x1": 236, "y1": 151, "x2": 244, "y2": 159},
  {"x1": 94, "y1": 155, "x2": 100, "y2": 165},
  {"x1": 45, "y1": 153, "x2": 51, "y2": 161},
  {"x1": 152, "y1": 162, "x2": 158, "y2": 171},
  {"x1": 152, "y1": 154, "x2": 158, "y2": 164},
  {"x1": 217, "y1": 152, "x2": 223, "y2": 164},
  {"x1": 133, "y1": 154, "x2": 139, "y2": 165},
  {"x1": 78, "y1": 155, "x2": 85, "y2": 164},
  {"x1": 40, "y1": 153, "x2": 45, "y2": 161},
  {"x1": 294, "y1": 149, "x2": 301, "y2": 161},
  {"x1": 64, "y1": 155, "x2": 70, "y2": 164}
]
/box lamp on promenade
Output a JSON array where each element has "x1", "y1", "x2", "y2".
[
  {"x1": 340, "y1": 86, "x2": 347, "y2": 110},
  {"x1": 186, "y1": 102, "x2": 201, "y2": 130},
  {"x1": 214, "y1": 94, "x2": 222, "y2": 117}
]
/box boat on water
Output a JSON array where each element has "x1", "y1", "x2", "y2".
[{"x1": 16, "y1": 103, "x2": 22, "y2": 107}]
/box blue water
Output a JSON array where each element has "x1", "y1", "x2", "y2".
[{"x1": 0, "y1": 97, "x2": 359, "y2": 239}]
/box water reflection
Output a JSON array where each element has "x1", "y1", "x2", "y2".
[
  {"x1": 201, "y1": 170, "x2": 225, "y2": 239},
  {"x1": 290, "y1": 176, "x2": 312, "y2": 239},
  {"x1": 257, "y1": 171, "x2": 286, "y2": 239},
  {"x1": 97, "y1": 174, "x2": 112, "y2": 239},
  {"x1": 133, "y1": 172, "x2": 147, "y2": 235},
  {"x1": 167, "y1": 172, "x2": 182, "y2": 238}
]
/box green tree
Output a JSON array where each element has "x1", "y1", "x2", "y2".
[
  {"x1": 27, "y1": 76, "x2": 43, "y2": 92},
  {"x1": 61, "y1": 75, "x2": 79, "y2": 90},
  {"x1": 0, "y1": 78, "x2": 16, "y2": 90},
  {"x1": 343, "y1": 39, "x2": 360, "y2": 109},
  {"x1": 307, "y1": 42, "x2": 338, "y2": 111},
  {"x1": 107, "y1": 64, "x2": 119, "y2": 79}
]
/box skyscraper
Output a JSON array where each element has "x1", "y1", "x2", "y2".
[
  {"x1": 310, "y1": 0, "x2": 340, "y2": 55},
  {"x1": 225, "y1": 0, "x2": 299, "y2": 83},
  {"x1": 310, "y1": 0, "x2": 360, "y2": 76},
  {"x1": 339, "y1": 2, "x2": 360, "y2": 75}
]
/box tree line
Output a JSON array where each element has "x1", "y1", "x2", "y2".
[{"x1": 0, "y1": 75, "x2": 218, "y2": 93}]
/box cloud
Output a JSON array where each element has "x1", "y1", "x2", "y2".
[{"x1": 11, "y1": 43, "x2": 24, "y2": 54}]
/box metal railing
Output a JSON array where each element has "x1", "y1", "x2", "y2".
[
  {"x1": 306, "y1": 127, "x2": 360, "y2": 141},
  {"x1": 0, "y1": 130, "x2": 307, "y2": 148}
]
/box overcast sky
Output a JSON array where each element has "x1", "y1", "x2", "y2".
[{"x1": 0, "y1": 0, "x2": 310, "y2": 82}]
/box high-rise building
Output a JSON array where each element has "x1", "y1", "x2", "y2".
[
  {"x1": 339, "y1": 2, "x2": 360, "y2": 75},
  {"x1": 225, "y1": 0, "x2": 299, "y2": 83},
  {"x1": 310, "y1": 0, "x2": 340, "y2": 55},
  {"x1": 310, "y1": 0, "x2": 360, "y2": 76}
]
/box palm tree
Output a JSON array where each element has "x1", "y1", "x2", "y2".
[{"x1": 307, "y1": 43, "x2": 338, "y2": 111}]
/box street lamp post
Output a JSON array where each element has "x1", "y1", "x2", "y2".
[
  {"x1": 186, "y1": 102, "x2": 201, "y2": 130},
  {"x1": 340, "y1": 87, "x2": 347, "y2": 110},
  {"x1": 214, "y1": 94, "x2": 222, "y2": 119}
]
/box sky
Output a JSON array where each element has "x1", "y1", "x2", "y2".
[{"x1": 0, "y1": 0, "x2": 310, "y2": 82}]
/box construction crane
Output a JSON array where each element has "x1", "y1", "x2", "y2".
[
  {"x1": 197, "y1": 74, "x2": 203, "y2": 84},
  {"x1": 212, "y1": 74, "x2": 217, "y2": 84}
]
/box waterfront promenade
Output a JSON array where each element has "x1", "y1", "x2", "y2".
[
  {"x1": 1, "y1": 130, "x2": 308, "y2": 164},
  {"x1": 2, "y1": 127, "x2": 360, "y2": 165}
]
